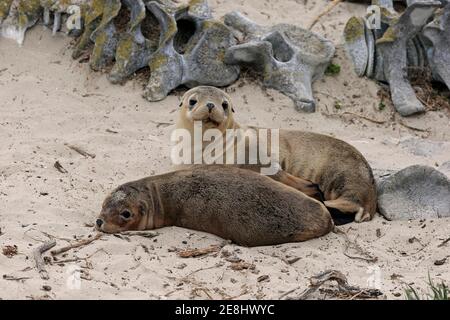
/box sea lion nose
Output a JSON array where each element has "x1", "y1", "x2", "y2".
[
  {"x1": 206, "y1": 103, "x2": 215, "y2": 112},
  {"x1": 96, "y1": 219, "x2": 104, "y2": 228}
]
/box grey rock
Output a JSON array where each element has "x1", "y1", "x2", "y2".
[
  {"x1": 378, "y1": 165, "x2": 450, "y2": 220},
  {"x1": 224, "y1": 11, "x2": 335, "y2": 113}
]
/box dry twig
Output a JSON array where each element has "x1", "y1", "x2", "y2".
[
  {"x1": 438, "y1": 237, "x2": 450, "y2": 248},
  {"x1": 334, "y1": 228, "x2": 378, "y2": 262},
  {"x1": 3, "y1": 275, "x2": 31, "y2": 281},
  {"x1": 398, "y1": 120, "x2": 430, "y2": 133},
  {"x1": 33, "y1": 240, "x2": 57, "y2": 280},
  {"x1": 120, "y1": 231, "x2": 159, "y2": 239},
  {"x1": 177, "y1": 245, "x2": 221, "y2": 258},
  {"x1": 65, "y1": 144, "x2": 96, "y2": 158},
  {"x1": 51, "y1": 233, "x2": 102, "y2": 256},
  {"x1": 322, "y1": 112, "x2": 386, "y2": 125},
  {"x1": 283, "y1": 270, "x2": 382, "y2": 300}
]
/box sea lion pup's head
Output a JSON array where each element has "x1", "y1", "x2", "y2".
[
  {"x1": 96, "y1": 184, "x2": 150, "y2": 233},
  {"x1": 178, "y1": 86, "x2": 235, "y2": 131}
]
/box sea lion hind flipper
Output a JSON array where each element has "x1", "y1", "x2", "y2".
[{"x1": 323, "y1": 198, "x2": 370, "y2": 223}]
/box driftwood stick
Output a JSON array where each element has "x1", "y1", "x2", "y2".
[
  {"x1": 33, "y1": 240, "x2": 57, "y2": 280},
  {"x1": 120, "y1": 231, "x2": 160, "y2": 239},
  {"x1": 438, "y1": 237, "x2": 450, "y2": 248},
  {"x1": 284, "y1": 270, "x2": 382, "y2": 300},
  {"x1": 51, "y1": 233, "x2": 102, "y2": 256},
  {"x1": 398, "y1": 120, "x2": 430, "y2": 133},
  {"x1": 3, "y1": 275, "x2": 32, "y2": 281},
  {"x1": 341, "y1": 112, "x2": 387, "y2": 124},
  {"x1": 65, "y1": 144, "x2": 96, "y2": 158},
  {"x1": 322, "y1": 112, "x2": 387, "y2": 125},
  {"x1": 177, "y1": 245, "x2": 222, "y2": 258}
]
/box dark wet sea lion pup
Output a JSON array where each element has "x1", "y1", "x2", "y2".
[{"x1": 96, "y1": 166, "x2": 333, "y2": 247}]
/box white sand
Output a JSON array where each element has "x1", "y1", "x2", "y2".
[{"x1": 0, "y1": 0, "x2": 449, "y2": 300}]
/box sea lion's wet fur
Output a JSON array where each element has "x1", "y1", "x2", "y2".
[
  {"x1": 97, "y1": 166, "x2": 333, "y2": 247},
  {"x1": 177, "y1": 86, "x2": 377, "y2": 222}
]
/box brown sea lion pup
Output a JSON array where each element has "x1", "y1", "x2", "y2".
[
  {"x1": 95, "y1": 166, "x2": 333, "y2": 247},
  {"x1": 175, "y1": 86, "x2": 377, "y2": 222}
]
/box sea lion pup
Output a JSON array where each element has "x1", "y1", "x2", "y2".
[
  {"x1": 176, "y1": 86, "x2": 377, "y2": 222},
  {"x1": 96, "y1": 166, "x2": 333, "y2": 247}
]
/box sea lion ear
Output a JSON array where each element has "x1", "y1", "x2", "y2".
[
  {"x1": 138, "y1": 200, "x2": 148, "y2": 216},
  {"x1": 179, "y1": 101, "x2": 183, "y2": 107},
  {"x1": 232, "y1": 107, "x2": 235, "y2": 113}
]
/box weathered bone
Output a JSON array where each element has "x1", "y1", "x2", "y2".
[
  {"x1": 1, "y1": 0, "x2": 42, "y2": 46},
  {"x1": 108, "y1": 0, "x2": 152, "y2": 83},
  {"x1": 0, "y1": 0, "x2": 14, "y2": 25},
  {"x1": 376, "y1": 1, "x2": 441, "y2": 116},
  {"x1": 344, "y1": 0, "x2": 446, "y2": 117},
  {"x1": 2, "y1": 0, "x2": 340, "y2": 107},
  {"x1": 72, "y1": 0, "x2": 105, "y2": 59},
  {"x1": 143, "y1": 0, "x2": 239, "y2": 102},
  {"x1": 89, "y1": 0, "x2": 122, "y2": 71},
  {"x1": 224, "y1": 11, "x2": 335, "y2": 113},
  {"x1": 107, "y1": 0, "x2": 176, "y2": 84},
  {"x1": 423, "y1": 3, "x2": 450, "y2": 89},
  {"x1": 343, "y1": 17, "x2": 369, "y2": 77}
]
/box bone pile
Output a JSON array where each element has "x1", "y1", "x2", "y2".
[
  {"x1": 0, "y1": 0, "x2": 335, "y2": 110},
  {"x1": 344, "y1": 0, "x2": 450, "y2": 116}
]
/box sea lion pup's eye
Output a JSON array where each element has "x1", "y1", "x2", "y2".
[
  {"x1": 222, "y1": 101, "x2": 229, "y2": 110},
  {"x1": 189, "y1": 99, "x2": 197, "y2": 107},
  {"x1": 120, "y1": 210, "x2": 132, "y2": 220}
]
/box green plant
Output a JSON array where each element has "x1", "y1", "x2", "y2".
[
  {"x1": 404, "y1": 273, "x2": 449, "y2": 300},
  {"x1": 378, "y1": 101, "x2": 386, "y2": 111},
  {"x1": 334, "y1": 101, "x2": 342, "y2": 110},
  {"x1": 325, "y1": 63, "x2": 341, "y2": 76}
]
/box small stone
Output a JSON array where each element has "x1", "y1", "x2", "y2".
[
  {"x1": 434, "y1": 258, "x2": 447, "y2": 266},
  {"x1": 42, "y1": 285, "x2": 52, "y2": 292},
  {"x1": 286, "y1": 257, "x2": 301, "y2": 264},
  {"x1": 175, "y1": 263, "x2": 187, "y2": 270},
  {"x1": 376, "y1": 229, "x2": 382, "y2": 238}
]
